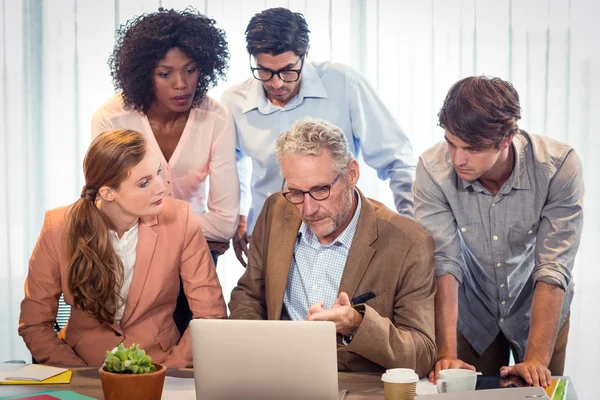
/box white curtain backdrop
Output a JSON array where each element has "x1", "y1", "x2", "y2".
[{"x1": 1, "y1": 0, "x2": 598, "y2": 396}]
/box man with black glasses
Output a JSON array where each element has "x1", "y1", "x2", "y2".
[
  {"x1": 229, "y1": 119, "x2": 436, "y2": 374},
  {"x1": 221, "y1": 7, "x2": 416, "y2": 267}
]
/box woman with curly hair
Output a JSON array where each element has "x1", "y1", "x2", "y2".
[{"x1": 92, "y1": 8, "x2": 239, "y2": 261}]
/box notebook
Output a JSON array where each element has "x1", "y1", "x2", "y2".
[
  {"x1": 4, "y1": 366, "x2": 67, "y2": 382},
  {"x1": 0, "y1": 365, "x2": 71, "y2": 385}
]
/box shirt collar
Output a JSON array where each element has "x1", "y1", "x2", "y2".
[
  {"x1": 297, "y1": 189, "x2": 362, "y2": 249},
  {"x1": 507, "y1": 133, "x2": 531, "y2": 190},
  {"x1": 108, "y1": 220, "x2": 139, "y2": 242},
  {"x1": 460, "y1": 133, "x2": 531, "y2": 192},
  {"x1": 242, "y1": 61, "x2": 328, "y2": 115}
]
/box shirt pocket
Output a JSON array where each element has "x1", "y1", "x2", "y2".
[{"x1": 508, "y1": 222, "x2": 539, "y2": 256}]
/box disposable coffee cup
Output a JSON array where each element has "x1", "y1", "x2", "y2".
[{"x1": 381, "y1": 368, "x2": 418, "y2": 400}]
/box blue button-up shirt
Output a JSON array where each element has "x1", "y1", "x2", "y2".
[
  {"x1": 221, "y1": 61, "x2": 416, "y2": 234},
  {"x1": 282, "y1": 193, "x2": 362, "y2": 321}
]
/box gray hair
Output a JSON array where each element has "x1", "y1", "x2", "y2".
[{"x1": 275, "y1": 118, "x2": 353, "y2": 176}]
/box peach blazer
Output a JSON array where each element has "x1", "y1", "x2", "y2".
[{"x1": 19, "y1": 198, "x2": 226, "y2": 367}]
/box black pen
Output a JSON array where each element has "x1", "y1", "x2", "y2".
[{"x1": 351, "y1": 291, "x2": 376, "y2": 305}]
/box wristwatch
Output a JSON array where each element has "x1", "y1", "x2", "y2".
[{"x1": 344, "y1": 307, "x2": 365, "y2": 344}]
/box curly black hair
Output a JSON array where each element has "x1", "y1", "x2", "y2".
[{"x1": 109, "y1": 7, "x2": 229, "y2": 113}]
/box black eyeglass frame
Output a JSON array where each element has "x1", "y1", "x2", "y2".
[
  {"x1": 250, "y1": 55, "x2": 305, "y2": 82},
  {"x1": 281, "y1": 174, "x2": 341, "y2": 204}
]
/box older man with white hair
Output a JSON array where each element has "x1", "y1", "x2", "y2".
[{"x1": 229, "y1": 118, "x2": 436, "y2": 375}]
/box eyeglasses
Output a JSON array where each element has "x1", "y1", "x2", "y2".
[
  {"x1": 250, "y1": 56, "x2": 305, "y2": 82},
  {"x1": 281, "y1": 175, "x2": 340, "y2": 204}
]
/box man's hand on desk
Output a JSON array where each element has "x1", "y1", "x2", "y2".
[
  {"x1": 306, "y1": 292, "x2": 363, "y2": 336},
  {"x1": 232, "y1": 216, "x2": 250, "y2": 267},
  {"x1": 428, "y1": 357, "x2": 475, "y2": 383},
  {"x1": 500, "y1": 359, "x2": 551, "y2": 388}
]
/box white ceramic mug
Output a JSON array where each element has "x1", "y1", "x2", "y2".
[{"x1": 436, "y1": 369, "x2": 478, "y2": 393}]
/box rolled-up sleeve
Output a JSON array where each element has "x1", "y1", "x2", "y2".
[
  {"x1": 413, "y1": 159, "x2": 465, "y2": 284},
  {"x1": 533, "y1": 150, "x2": 584, "y2": 289}
]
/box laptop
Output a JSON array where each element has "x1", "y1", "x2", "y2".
[{"x1": 190, "y1": 319, "x2": 340, "y2": 400}]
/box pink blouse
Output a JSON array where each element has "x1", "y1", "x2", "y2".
[{"x1": 92, "y1": 94, "x2": 240, "y2": 242}]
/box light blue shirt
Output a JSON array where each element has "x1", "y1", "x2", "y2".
[
  {"x1": 221, "y1": 61, "x2": 416, "y2": 234},
  {"x1": 282, "y1": 193, "x2": 362, "y2": 321}
]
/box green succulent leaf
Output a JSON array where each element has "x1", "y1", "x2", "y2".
[{"x1": 103, "y1": 343, "x2": 155, "y2": 374}]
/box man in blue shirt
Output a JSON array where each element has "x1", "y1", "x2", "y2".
[{"x1": 221, "y1": 7, "x2": 416, "y2": 266}]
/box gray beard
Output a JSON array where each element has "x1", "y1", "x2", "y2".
[{"x1": 308, "y1": 188, "x2": 354, "y2": 238}]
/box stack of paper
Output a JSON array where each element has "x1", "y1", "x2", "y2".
[{"x1": 0, "y1": 365, "x2": 71, "y2": 385}]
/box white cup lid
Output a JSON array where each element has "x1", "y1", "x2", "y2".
[{"x1": 381, "y1": 368, "x2": 419, "y2": 384}]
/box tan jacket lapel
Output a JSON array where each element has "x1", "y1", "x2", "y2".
[
  {"x1": 267, "y1": 211, "x2": 301, "y2": 320},
  {"x1": 119, "y1": 216, "x2": 158, "y2": 327},
  {"x1": 338, "y1": 190, "x2": 378, "y2": 300}
]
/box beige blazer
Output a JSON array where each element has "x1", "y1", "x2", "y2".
[
  {"x1": 19, "y1": 198, "x2": 226, "y2": 367},
  {"x1": 229, "y1": 190, "x2": 437, "y2": 377}
]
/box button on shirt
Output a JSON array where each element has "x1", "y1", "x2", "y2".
[
  {"x1": 221, "y1": 61, "x2": 415, "y2": 234},
  {"x1": 413, "y1": 131, "x2": 584, "y2": 360},
  {"x1": 283, "y1": 193, "x2": 362, "y2": 321},
  {"x1": 109, "y1": 222, "x2": 139, "y2": 324}
]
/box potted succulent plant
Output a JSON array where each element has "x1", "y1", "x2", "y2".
[{"x1": 99, "y1": 343, "x2": 166, "y2": 400}]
